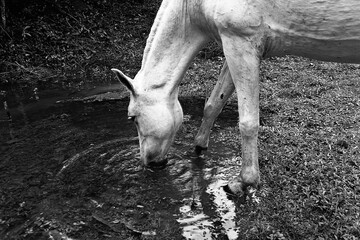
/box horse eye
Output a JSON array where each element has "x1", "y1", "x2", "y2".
[{"x1": 128, "y1": 116, "x2": 136, "y2": 122}]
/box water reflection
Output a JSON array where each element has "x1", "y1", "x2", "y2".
[
  {"x1": 175, "y1": 153, "x2": 240, "y2": 240},
  {"x1": 55, "y1": 118, "x2": 250, "y2": 240},
  {"x1": 57, "y1": 133, "x2": 244, "y2": 239},
  {"x1": 177, "y1": 179, "x2": 239, "y2": 240},
  {"x1": 1, "y1": 83, "x2": 255, "y2": 239}
]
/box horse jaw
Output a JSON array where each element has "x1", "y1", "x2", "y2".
[
  {"x1": 112, "y1": 67, "x2": 184, "y2": 167},
  {"x1": 136, "y1": 96, "x2": 183, "y2": 167}
]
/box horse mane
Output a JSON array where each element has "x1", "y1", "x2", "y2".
[
  {"x1": 141, "y1": 1, "x2": 169, "y2": 69},
  {"x1": 182, "y1": 0, "x2": 188, "y2": 37},
  {"x1": 141, "y1": 0, "x2": 189, "y2": 69}
]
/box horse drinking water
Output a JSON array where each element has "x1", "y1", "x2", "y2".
[{"x1": 112, "y1": 0, "x2": 360, "y2": 195}]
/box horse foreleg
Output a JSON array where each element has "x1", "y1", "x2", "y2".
[
  {"x1": 194, "y1": 60, "x2": 235, "y2": 154},
  {"x1": 221, "y1": 36, "x2": 261, "y2": 196}
]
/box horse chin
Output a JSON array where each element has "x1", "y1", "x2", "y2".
[
  {"x1": 140, "y1": 131, "x2": 175, "y2": 170},
  {"x1": 142, "y1": 146, "x2": 169, "y2": 169},
  {"x1": 146, "y1": 158, "x2": 169, "y2": 170}
]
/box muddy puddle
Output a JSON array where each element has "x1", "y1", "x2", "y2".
[{"x1": 0, "y1": 83, "x2": 258, "y2": 240}]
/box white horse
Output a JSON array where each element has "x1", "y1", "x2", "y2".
[{"x1": 112, "y1": 0, "x2": 360, "y2": 195}]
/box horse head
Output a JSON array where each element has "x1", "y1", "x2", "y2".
[{"x1": 112, "y1": 68, "x2": 183, "y2": 168}]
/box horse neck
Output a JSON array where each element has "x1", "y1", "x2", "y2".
[{"x1": 134, "y1": 0, "x2": 209, "y2": 97}]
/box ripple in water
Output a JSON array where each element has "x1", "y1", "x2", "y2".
[{"x1": 57, "y1": 136, "x2": 259, "y2": 239}]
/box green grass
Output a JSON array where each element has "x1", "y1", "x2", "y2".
[
  {"x1": 183, "y1": 56, "x2": 360, "y2": 239},
  {"x1": 255, "y1": 57, "x2": 360, "y2": 239}
]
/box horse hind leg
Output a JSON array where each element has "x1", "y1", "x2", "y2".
[{"x1": 194, "y1": 60, "x2": 235, "y2": 154}]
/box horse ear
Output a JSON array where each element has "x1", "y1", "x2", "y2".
[{"x1": 111, "y1": 68, "x2": 136, "y2": 96}]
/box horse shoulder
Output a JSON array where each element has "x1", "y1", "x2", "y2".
[{"x1": 209, "y1": 0, "x2": 266, "y2": 37}]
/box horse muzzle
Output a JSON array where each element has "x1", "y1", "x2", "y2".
[{"x1": 140, "y1": 137, "x2": 170, "y2": 169}]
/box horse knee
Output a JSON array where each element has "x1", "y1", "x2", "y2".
[
  {"x1": 203, "y1": 102, "x2": 213, "y2": 118},
  {"x1": 239, "y1": 120, "x2": 259, "y2": 137},
  {"x1": 204, "y1": 100, "x2": 223, "y2": 120}
]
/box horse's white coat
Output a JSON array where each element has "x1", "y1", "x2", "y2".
[
  {"x1": 206, "y1": 0, "x2": 360, "y2": 62},
  {"x1": 114, "y1": 0, "x2": 360, "y2": 194}
]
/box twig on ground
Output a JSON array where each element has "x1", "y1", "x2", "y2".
[
  {"x1": 1, "y1": 0, "x2": 5, "y2": 28},
  {"x1": 60, "y1": 40, "x2": 96, "y2": 54},
  {"x1": 14, "y1": 62, "x2": 42, "y2": 76},
  {"x1": 0, "y1": 71, "x2": 12, "y2": 75},
  {"x1": 0, "y1": 24, "x2": 11, "y2": 40}
]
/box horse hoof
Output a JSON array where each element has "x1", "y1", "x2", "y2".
[
  {"x1": 194, "y1": 145, "x2": 207, "y2": 155},
  {"x1": 147, "y1": 159, "x2": 168, "y2": 170},
  {"x1": 224, "y1": 181, "x2": 245, "y2": 196},
  {"x1": 223, "y1": 183, "x2": 247, "y2": 203}
]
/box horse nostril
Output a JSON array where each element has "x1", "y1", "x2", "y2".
[{"x1": 147, "y1": 159, "x2": 168, "y2": 170}]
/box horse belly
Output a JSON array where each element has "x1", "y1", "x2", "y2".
[
  {"x1": 267, "y1": 0, "x2": 360, "y2": 63},
  {"x1": 271, "y1": 37, "x2": 360, "y2": 63}
]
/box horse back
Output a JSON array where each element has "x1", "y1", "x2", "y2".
[{"x1": 203, "y1": 0, "x2": 360, "y2": 63}]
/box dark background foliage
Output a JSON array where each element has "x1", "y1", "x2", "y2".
[{"x1": 0, "y1": 0, "x2": 163, "y2": 87}]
